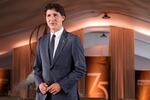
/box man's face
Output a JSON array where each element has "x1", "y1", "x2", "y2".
[{"x1": 46, "y1": 9, "x2": 65, "y2": 32}]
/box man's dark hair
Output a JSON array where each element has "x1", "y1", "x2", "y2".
[{"x1": 44, "y1": 3, "x2": 66, "y2": 17}]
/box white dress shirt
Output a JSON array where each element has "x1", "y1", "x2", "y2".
[{"x1": 50, "y1": 27, "x2": 64, "y2": 58}]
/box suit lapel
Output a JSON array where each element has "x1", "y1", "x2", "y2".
[{"x1": 53, "y1": 30, "x2": 68, "y2": 65}]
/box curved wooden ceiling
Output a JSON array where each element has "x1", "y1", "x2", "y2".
[{"x1": 0, "y1": 0, "x2": 150, "y2": 37}]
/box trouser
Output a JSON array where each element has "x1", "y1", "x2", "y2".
[{"x1": 45, "y1": 92, "x2": 51, "y2": 100}]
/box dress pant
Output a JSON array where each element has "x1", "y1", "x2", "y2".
[{"x1": 46, "y1": 92, "x2": 51, "y2": 100}]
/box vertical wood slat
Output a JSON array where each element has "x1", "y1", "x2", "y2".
[
  {"x1": 11, "y1": 43, "x2": 36, "y2": 99},
  {"x1": 109, "y1": 26, "x2": 135, "y2": 100}
]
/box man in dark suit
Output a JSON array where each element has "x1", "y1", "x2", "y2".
[{"x1": 33, "y1": 3, "x2": 86, "y2": 100}]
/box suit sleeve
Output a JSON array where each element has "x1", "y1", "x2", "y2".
[
  {"x1": 33, "y1": 41, "x2": 43, "y2": 90},
  {"x1": 58, "y1": 36, "x2": 86, "y2": 93}
]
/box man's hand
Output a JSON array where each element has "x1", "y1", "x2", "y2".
[
  {"x1": 47, "y1": 82, "x2": 61, "y2": 95},
  {"x1": 39, "y1": 83, "x2": 48, "y2": 94}
]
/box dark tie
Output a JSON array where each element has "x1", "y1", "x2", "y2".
[{"x1": 50, "y1": 34, "x2": 55, "y2": 63}]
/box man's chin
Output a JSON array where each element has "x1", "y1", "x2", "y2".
[{"x1": 49, "y1": 26, "x2": 56, "y2": 29}]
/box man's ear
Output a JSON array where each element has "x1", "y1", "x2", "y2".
[{"x1": 62, "y1": 16, "x2": 66, "y2": 21}]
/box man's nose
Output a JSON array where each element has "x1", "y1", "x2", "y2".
[{"x1": 50, "y1": 15, "x2": 55, "y2": 20}]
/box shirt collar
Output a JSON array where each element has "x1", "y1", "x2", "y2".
[{"x1": 50, "y1": 27, "x2": 64, "y2": 38}]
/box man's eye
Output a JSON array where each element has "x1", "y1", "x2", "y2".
[
  {"x1": 47, "y1": 14, "x2": 51, "y2": 17},
  {"x1": 54, "y1": 14, "x2": 58, "y2": 17}
]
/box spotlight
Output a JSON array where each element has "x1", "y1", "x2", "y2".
[
  {"x1": 102, "y1": 12, "x2": 111, "y2": 19},
  {"x1": 100, "y1": 32, "x2": 107, "y2": 38}
]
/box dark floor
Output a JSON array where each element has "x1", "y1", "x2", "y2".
[{"x1": 0, "y1": 96, "x2": 105, "y2": 100}]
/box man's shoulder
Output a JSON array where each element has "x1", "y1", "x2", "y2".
[
  {"x1": 38, "y1": 33, "x2": 49, "y2": 41},
  {"x1": 65, "y1": 31, "x2": 79, "y2": 39}
]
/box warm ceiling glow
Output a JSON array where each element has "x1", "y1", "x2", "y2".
[
  {"x1": 0, "y1": 51, "x2": 8, "y2": 55},
  {"x1": 0, "y1": 39, "x2": 37, "y2": 56},
  {"x1": 134, "y1": 27, "x2": 150, "y2": 36},
  {"x1": 0, "y1": 40, "x2": 30, "y2": 55},
  {"x1": 83, "y1": 20, "x2": 110, "y2": 27},
  {"x1": 67, "y1": 13, "x2": 150, "y2": 36},
  {"x1": 13, "y1": 40, "x2": 29, "y2": 48},
  {"x1": 66, "y1": 18, "x2": 111, "y2": 32}
]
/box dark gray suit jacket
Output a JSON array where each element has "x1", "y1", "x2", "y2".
[{"x1": 33, "y1": 30, "x2": 86, "y2": 100}]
